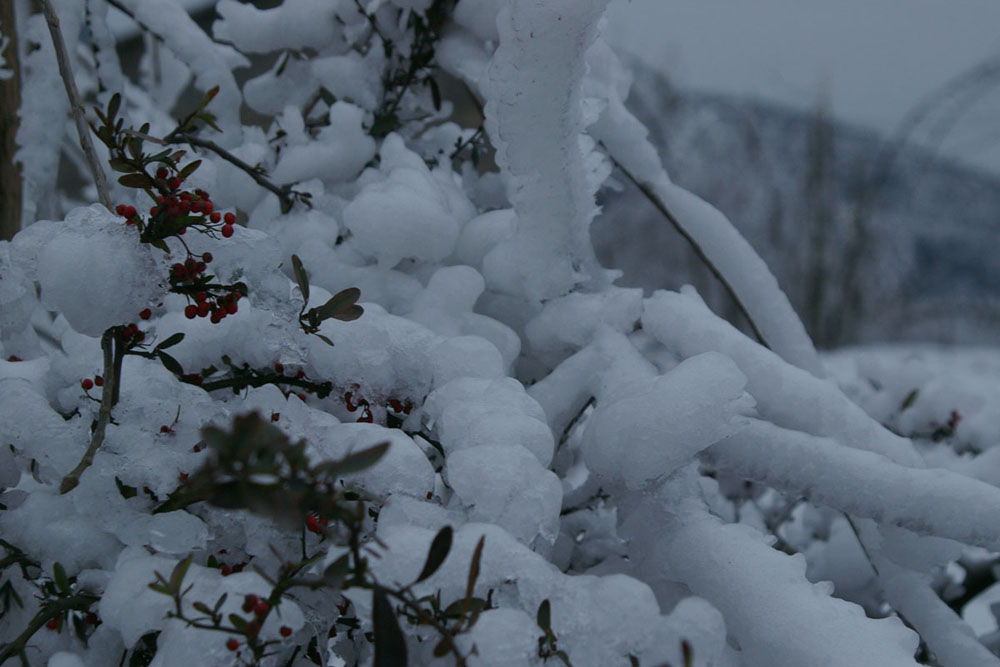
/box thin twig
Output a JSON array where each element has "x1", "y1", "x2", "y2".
[
  {"x1": 607, "y1": 151, "x2": 766, "y2": 346},
  {"x1": 0, "y1": 591, "x2": 99, "y2": 664},
  {"x1": 60, "y1": 329, "x2": 122, "y2": 493},
  {"x1": 39, "y1": 0, "x2": 112, "y2": 211},
  {"x1": 164, "y1": 130, "x2": 297, "y2": 213}
]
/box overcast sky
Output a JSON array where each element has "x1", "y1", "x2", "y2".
[{"x1": 605, "y1": 0, "x2": 1000, "y2": 175}]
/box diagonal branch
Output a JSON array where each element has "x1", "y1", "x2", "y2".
[{"x1": 39, "y1": 0, "x2": 111, "y2": 211}]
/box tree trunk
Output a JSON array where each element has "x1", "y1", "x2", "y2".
[{"x1": 1, "y1": 0, "x2": 21, "y2": 240}]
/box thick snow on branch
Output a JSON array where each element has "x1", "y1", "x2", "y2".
[
  {"x1": 623, "y1": 471, "x2": 921, "y2": 667},
  {"x1": 643, "y1": 288, "x2": 921, "y2": 466},
  {"x1": 706, "y1": 419, "x2": 1000, "y2": 550},
  {"x1": 482, "y1": 0, "x2": 613, "y2": 300},
  {"x1": 588, "y1": 47, "x2": 824, "y2": 378},
  {"x1": 126, "y1": 0, "x2": 246, "y2": 146}
]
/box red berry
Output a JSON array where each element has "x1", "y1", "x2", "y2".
[
  {"x1": 210, "y1": 211, "x2": 221, "y2": 223},
  {"x1": 184, "y1": 304, "x2": 198, "y2": 319},
  {"x1": 84, "y1": 611, "x2": 99, "y2": 625},
  {"x1": 274, "y1": 363, "x2": 284, "y2": 374},
  {"x1": 271, "y1": 413, "x2": 280, "y2": 422},
  {"x1": 7, "y1": 355, "x2": 21, "y2": 362},
  {"x1": 389, "y1": 399, "x2": 403, "y2": 413},
  {"x1": 45, "y1": 618, "x2": 59, "y2": 630},
  {"x1": 159, "y1": 425, "x2": 173, "y2": 434},
  {"x1": 156, "y1": 167, "x2": 169, "y2": 179},
  {"x1": 125, "y1": 206, "x2": 137, "y2": 218},
  {"x1": 139, "y1": 308, "x2": 152, "y2": 320},
  {"x1": 296, "y1": 369, "x2": 305, "y2": 379},
  {"x1": 358, "y1": 410, "x2": 373, "y2": 423},
  {"x1": 243, "y1": 594, "x2": 258, "y2": 613},
  {"x1": 202, "y1": 201, "x2": 213, "y2": 215},
  {"x1": 223, "y1": 212, "x2": 236, "y2": 224},
  {"x1": 193, "y1": 443, "x2": 203, "y2": 452},
  {"x1": 226, "y1": 637, "x2": 239, "y2": 651},
  {"x1": 116, "y1": 204, "x2": 127, "y2": 215},
  {"x1": 81, "y1": 378, "x2": 93, "y2": 391},
  {"x1": 254, "y1": 601, "x2": 269, "y2": 616},
  {"x1": 94, "y1": 375, "x2": 104, "y2": 387},
  {"x1": 221, "y1": 224, "x2": 234, "y2": 238},
  {"x1": 195, "y1": 291, "x2": 207, "y2": 303},
  {"x1": 306, "y1": 514, "x2": 321, "y2": 534},
  {"x1": 168, "y1": 177, "x2": 181, "y2": 189},
  {"x1": 226, "y1": 301, "x2": 238, "y2": 315},
  {"x1": 202, "y1": 252, "x2": 213, "y2": 263},
  {"x1": 280, "y1": 625, "x2": 292, "y2": 638},
  {"x1": 197, "y1": 302, "x2": 211, "y2": 317},
  {"x1": 297, "y1": 393, "x2": 306, "y2": 402}
]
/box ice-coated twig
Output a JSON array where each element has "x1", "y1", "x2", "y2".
[
  {"x1": 60, "y1": 328, "x2": 122, "y2": 493},
  {"x1": 39, "y1": 0, "x2": 111, "y2": 211}
]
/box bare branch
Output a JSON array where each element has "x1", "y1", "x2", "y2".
[{"x1": 39, "y1": 0, "x2": 112, "y2": 211}]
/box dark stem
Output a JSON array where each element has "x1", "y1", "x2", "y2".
[
  {"x1": 607, "y1": 152, "x2": 766, "y2": 347},
  {"x1": 0, "y1": 592, "x2": 99, "y2": 664},
  {"x1": 60, "y1": 328, "x2": 124, "y2": 493},
  {"x1": 38, "y1": 0, "x2": 112, "y2": 211},
  {"x1": 164, "y1": 130, "x2": 297, "y2": 213}
]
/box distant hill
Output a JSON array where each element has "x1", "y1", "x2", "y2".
[{"x1": 594, "y1": 64, "x2": 1000, "y2": 348}]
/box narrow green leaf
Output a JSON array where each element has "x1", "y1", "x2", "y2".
[
  {"x1": 198, "y1": 85, "x2": 220, "y2": 110},
  {"x1": 177, "y1": 160, "x2": 201, "y2": 181},
  {"x1": 314, "y1": 333, "x2": 336, "y2": 347},
  {"x1": 427, "y1": 77, "x2": 442, "y2": 111},
  {"x1": 168, "y1": 555, "x2": 192, "y2": 594},
  {"x1": 147, "y1": 583, "x2": 170, "y2": 595},
  {"x1": 536, "y1": 599, "x2": 551, "y2": 631},
  {"x1": 155, "y1": 333, "x2": 185, "y2": 351},
  {"x1": 465, "y1": 535, "x2": 485, "y2": 604},
  {"x1": 372, "y1": 586, "x2": 407, "y2": 667},
  {"x1": 52, "y1": 562, "x2": 70, "y2": 595},
  {"x1": 119, "y1": 172, "x2": 153, "y2": 189},
  {"x1": 291, "y1": 254, "x2": 309, "y2": 304},
  {"x1": 107, "y1": 93, "x2": 121, "y2": 121},
  {"x1": 192, "y1": 601, "x2": 212, "y2": 615},
  {"x1": 336, "y1": 442, "x2": 390, "y2": 477},
  {"x1": 432, "y1": 639, "x2": 450, "y2": 658},
  {"x1": 900, "y1": 389, "x2": 919, "y2": 411},
  {"x1": 229, "y1": 614, "x2": 247, "y2": 630},
  {"x1": 108, "y1": 158, "x2": 134, "y2": 173},
  {"x1": 414, "y1": 525, "x2": 452, "y2": 584},
  {"x1": 157, "y1": 351, "x2": 184, "y2": 376}
]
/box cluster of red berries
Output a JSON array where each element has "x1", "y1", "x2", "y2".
[
  {"x1": 305, "y1": 512, "x2": 329, "y2": 534},
  {"x1": 80, "y1": 374, "x2": 104, "y2": 391},
  {"x1": 183, "y1": 288, "x2": 241, "y2": 323},
  {"x1": 115, "y1": 203, "x2": 138, "y2": 224},
  {"x1": 122, "y1": 322, "x2": 146, "y2": 344},
  {"x1": 170, "y1": 253, "x2": 211, "y2": 282},
  {"x1": 343, "y1": 390, "x2": 412, "y2": 423}
]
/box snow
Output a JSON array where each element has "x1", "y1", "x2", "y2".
[{"x1": 37, "y1": 206, "x2": 165, "y2": 337}]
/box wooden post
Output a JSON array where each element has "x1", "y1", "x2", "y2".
[{"x1": 0, "y1": 0, "x2": 22, "y2": 240}]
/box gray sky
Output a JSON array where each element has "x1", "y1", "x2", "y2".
[{"x1": 606, "y1": 0, "x2": 1000, "y2": 175}]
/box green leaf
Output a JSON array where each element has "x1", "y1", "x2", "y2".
[
  {"x1": 155, "y1": 333, "x2": 185, "y2": 351},
  {"x1": 314, "y1": 333, "x2": 335, "y2": 347},
  {"x1": 198, "y1": 85, "x2": 220, "y2": 111},
  {"x1": 291, "y1": 254, "x2": 310, "y2": 305},
  {"x1": 372, "y1": 586, "x2": 407, "y2": 667},
  {"x1": 147, "y1": 583, "x2": 170, "y2": 595},
  {"x1": 432, "y1": 639, "x2": 450, "y2": 658},
  {"x1": 336, "y1": 441, "x2": 390, "y2": 477},
  {"x1": 229, "y1": 614, "x2": 247, "y2": 630},
  {"x1": 52, "y1": 562, "x2": 70, "y2": 595},
  {"x1": 107, "y1": 93, "x2": 121, "y2": 122},
  {"x1": 536, "y1": 599, "x2": 551, "y2": 631},
  {"x1": 313, "y1": 287, "x2": 361, "y2": 323},
  {"x1": 427, "y1": 77, "x2": 441, "y2": 111},
  {"x1": 109, "y1": 158, "x2": 134, "y2": 173},
  {"x1": 196, "y1": 112, "x2": 222, "y2": 133},
  {"x1": 119, "y1": 172, "x2": 153, "y2": 189},
  {"x1": 414, "y1": 525, "x2": 452, "y2": 584},
  {"x1": 332, "y1": 304, "x2": 364, "y2": 322},
  {"x1": 157, "y1": 351, "x2": 184, "y2": 376},
  {"x1": 465, "y1": 535, "x2": 485, "y2": 604},
  {"x1": 177, "y1": 160, "x2": 202, "y2": 181},
  {"x1": 192, "y1": 601, "x2": 212, "y2": 615},
  {"x1": 168, "y1": 555, "x2": 193, "y2": 594},
  {"x1": 115, "y1": 476, "x2": 138, "y2": 499},
  {"x1": 900, "y1": 389, "x2": 919, "y2": 411},
  {"x1": 370, "y1": 114, "x2": 398, "y2": 138}
]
